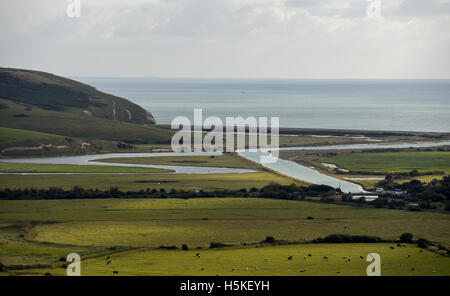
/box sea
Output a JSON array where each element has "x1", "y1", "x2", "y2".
[{"x1": 75, "y1": 78, "x2": 450, "y2": 133}]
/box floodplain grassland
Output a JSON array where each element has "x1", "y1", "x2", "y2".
[
  {"x1": 0, "y1": 172, "x2": 300, "y2": 191},
  {"x1": 96, "y1": 153, "x2": 262, "y2": 170},
  {"x1": 0, "y1": 163, "x2": 172, "y2": 173},
  {"x1": 0, "y1": 198, "x2": 449, "y2": 276},
  {"x1": 321, "y1": 151, "x2": 450, "y2": 174},
  {"x1": 1, "y1": 198, "x2": 449, "y2": 246},
  {"x1": 355, "y1": 175, "x2": 446, "y2": 190}
]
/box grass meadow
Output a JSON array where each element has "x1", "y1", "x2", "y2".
[
  {"x1": 97, "y1": 153, "x2": 262, "y2": 170},
  {"x1": 0, "y1": 172, "x2": 301, "y2": 191},
  {"x1": 0, "y1": 198, "x2": 449, "y2": 276},
  {"x1": 322, "y1": 151, "x2": 450, "y2": 174},
  {"x1": 0, "y1": 163, "x2": 172, "y2": 173}
]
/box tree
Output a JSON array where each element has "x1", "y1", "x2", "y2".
[{"x1": 400, "y1": 233, "x2": 414, "y2": 243}]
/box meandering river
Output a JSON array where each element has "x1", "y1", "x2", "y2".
[
  {"x1": 1, "y1": 141, "x2": 450, "y2": 194},
  {"x1": 0, "y1": 152, "x2": 253, "y2": 175},
  {"x1": 238, "y1": 141, "x2": 450, "y2": 194}
]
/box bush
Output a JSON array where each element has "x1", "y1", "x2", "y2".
[
  {"x1": 182, "y1": 244, "x2": 189, "y2": 251},
  {"x1": 158, "y1": 245, "x2": 178, "y2": 250},
  {"x1": 407, "y1": 206, "x2": 421, "y2": 212},
  {"x1": 313, "y1": 234, "x2": 384, "y2": 244},
  {"x1": 416, "y1": 238, "x2": 433, "y2": 249},
  {"x1": 400, "y1": 233, "x2": 414, "y2": 243},
  {"x1": 261, "y1": 236, "x2": 277, "y2": 244},
  {"x1": 0, "y1": 262, "x2": 6, "y2": 272},
  {"x1": 209, "y1": 242, "x2": 230, "y2": 249},
  {"x1": 419, "y1": 190, "x2": 446, "y2": 202},
  {"x1": 6, "y1": 264, "x2": 51, "y2": 270}
]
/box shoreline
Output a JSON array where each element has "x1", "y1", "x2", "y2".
[{"x1": 156, "y1": 124, "x2": 450, "y2": 138}]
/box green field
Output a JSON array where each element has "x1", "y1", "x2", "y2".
[
  {"x1": 1, "y1": 198, "x2": 449, "y2": 246},
  {"x1": 7, "y1": 244, "x2": 449, "y2": 276},
  {"x1": 356, "y1": 175, "x2": 446, "y2": 190},
  {"x1": 0, "y1": 172, "x2": 299, "y2": 191},
  {"x1": 0, "y1": 163, "x2": 172, "y2": 174},
  {"x1": 0, "y1": 127, "x2": 61, "y2": 143},
  {"x1": 277, "y1": 135, "x2": 365, "y2": 147},
  {"x1": 0, "y1": 198, "x2": 449, "y2": 276},
  {"x1": 322, "y1": 151, "x2": 450, "y2": 174},
  {"x1": 97, "y1": 153, "x2": 262, "y2": 170}
]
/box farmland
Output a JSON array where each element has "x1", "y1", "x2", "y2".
[
  {"x1": 0, "y1": 198, "x2": 449, "y2": 276},
  {"x1": 0, "y1": 163, "x2": 172, "y2": 174},
  {"x1": 321, "y1": 151, "x2": 450, "y2": 174},
  {"x1": 0, "y1": 172, "x2": 300, "y2": 191},
  {"x1": 96, "y1": 153, "x2": 262, "y2": 170}
]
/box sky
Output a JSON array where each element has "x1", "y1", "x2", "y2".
[{"x1": 0, "y1": 0, "x2": 449, "y2": 78}]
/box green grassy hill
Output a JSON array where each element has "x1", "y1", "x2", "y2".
[
  {"x1": 0, "y1": 67, "x2": 155, "y2": 124},
  {"x1": 0, "y1": 127, "x2": 61, "y2": 143},
  {"x1": 0, "y1": 68, "x2": 174, "y2": 145},
  {"x1": 0, "y1": 98, "x2": 172, "y2": 144}
]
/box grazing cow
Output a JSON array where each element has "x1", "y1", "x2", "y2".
[
  {"x1": 231, "y1": 268, "x2": 236, "y2": 272},
  {"x1": 402, "y1": 244, "x2": 406, "y2": 247},
  {"x1": 201, "y1": 266, "x2": 205, "y2": 271},
  {"x1": 411, "y1": 268, "x2": 415, "y2": 271},
  {"x1": 308, "y1": 254, "x2": 312, "y2": 257},
  {"x1": 397, "y1": 243, "x2": 401, "y2": 247},
  {"x1": 343, "y1": 256, "x2": 347, "y2": 259},
  {"x1": 304, "y1": 256, "x2": 307, "y2": 260},
  {"x1": 196, "y1": 253, "x2": 200, "y2": 258},
  {"x1": 299, "y1": 269, "x2": 306, "y2": 273},
  {"x1": 107, "y1": 260, "x2": 112, "y2": 265},
  {"x1": 113, "y1": 271, "x2": 118, "y2": 275},
  {"x1": 407, "y1": 255, "x2": 411, "y2": 258},
  {"x1": 360, "y1": 256, "x2": 364, "y2": 259},
  {"x1": 420, "y1": 250, "x2": 423, "y2": 253},
  {"x1": 390, "y1": 246, "x2": 395, "y2": 250},
  {"x1": 348, "y1": 259, "x2": 351, "y2": 262},
  {"x1": 106, "y1": 256, "x2": 110, "y2": 260},
  {"x1": 288, "y1": 256, "x2": 293, "y2": 261},
  {"x1": 265, "y1": 258, "x2": 269, "y2": 262},
  {"x1": 323, "y1": 256, "x2": 328, "y2": 260},
  {"x1": 344, "y1": 226, "x2": 348, "y2": 230}
]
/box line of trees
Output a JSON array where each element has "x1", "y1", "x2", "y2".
[{"x1": 0, "y1": 183, "x2": 338, "y2": 201}]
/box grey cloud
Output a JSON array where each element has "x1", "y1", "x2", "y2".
[{"x1": 0, "y1": 0, "x2": 449, "y2": 78}]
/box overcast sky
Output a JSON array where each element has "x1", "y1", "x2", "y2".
[{"x1": 0, "y1": 0, "x2": 449, "y2": 78}]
